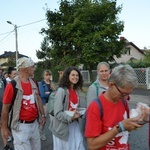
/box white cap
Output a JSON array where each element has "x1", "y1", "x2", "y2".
[{"x1": 17, "y1": 57, "x2": 34, "y2": 69}]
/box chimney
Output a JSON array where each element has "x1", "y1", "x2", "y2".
[{"x1": 120, "y1": 37, "x2": 124, "y2": 41}]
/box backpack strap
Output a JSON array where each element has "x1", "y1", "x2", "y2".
[
  {"x1": 11, "y1": 80, "x2": 17, "y2": 106},
  {"x1": 93, "y1": 82, "x2": 99, "y2": 97},
  {"x1": 62, "y1": 88, "x2": 67, "y2": 110},
  {"x1": 2, "y1": 76, "x2": 7, "y2": 89},
  {"x1": 122, "y1": 98, "x2": 126, "y2": 107},
  {"x1": 93, "y1": 97, "x2": 103, "y2": 119},
  {"x1": 94, "y1": 97, "x2": 129, "y2": 120},
  {"x1": 122, "y1": 98, "x2": 130, "y2": 118},
  {"x1": 8, "y1": 80, "x2": 17, "y2": 129}
]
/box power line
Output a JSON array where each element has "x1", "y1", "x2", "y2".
[
  {"x1": 19, "y1": 19, "x2": 46, "y2": 28},
  {"x1": 0, "y1": 30, "x2": 14, "y2": 43},
  {"x1": 0, "y1": 30, "x2": 14, "y2": 36},
  {"x1": 0, "y1": 19, "x2": 46, "y2": 36},
  {"x1": 0, "y1": 18, "x2": 46, "y2": 44}
]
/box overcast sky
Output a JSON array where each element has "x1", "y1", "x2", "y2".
[{"x1": 0, "y1": 0, "x2": 150, "y2": 62}]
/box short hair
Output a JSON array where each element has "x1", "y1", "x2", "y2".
[
  {"x1": 109, "y1": 64, "x2": 138, "y2": 88},
  {"x1": 97, "y1": 62, "x2": 110, "y2": 70}
]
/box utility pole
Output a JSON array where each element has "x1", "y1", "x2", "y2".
[{"x1": 7, "y1": 21, "x2": 18, "y2": 70}]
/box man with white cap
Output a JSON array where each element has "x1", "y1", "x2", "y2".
[{"x1": 1, "y1": 57, "x2": 46, "y2": 150}]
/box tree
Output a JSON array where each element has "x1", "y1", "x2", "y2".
[
  {"x1": 38, "y1": 0, "x2": 127, "y2": 81},
  {"x1": 36, "y1": 36, "x2": 53, "y2": 68},
  {"x1": 143, "y1": 50, "x2": 150, "y2": 63},
  {"x1": 6, "y1": 55, "x2": 16, "y2": 68}
]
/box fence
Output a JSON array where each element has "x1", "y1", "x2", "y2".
[{"x1": 81, "y1": 68, "x2": 150, "y2": 89}]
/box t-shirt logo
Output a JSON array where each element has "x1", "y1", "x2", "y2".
[{"x1": 22, "y1": 94, "x2": 36, "y2": 109}]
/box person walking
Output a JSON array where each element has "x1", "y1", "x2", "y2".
[
  {"x1": 0, "y1": 67, "x2": 6, "y2": 118},
  {"x1": 0, "y1": 67, "x2": 7, "y2": 126},
  {"x1": 50, "y1": 66, "x2": 85, "y2": 150},
  {"x1": 6, "y1": 66, "x2": 17, "y2": 83},
  {"x1": 1, "y1": 57, "x2": 46, "y2": 150},
  {"x1": 0, "y1": 67, "x2": 7, "y2": 123},
  {"x1": 85, "y1": 64, "x2": 149, "y2": 150},
  {"x1": 3, "y1": 71, "x2": 8, "y2": 79},
  {"x1": 1, "y1": 66, "x2": 17, "y2": 149},
  {"x1": 149, "y1": 116, "x2": 150, "y2": 149},
  {"x1": 38, "y1": 70, "x2": 56, "y2": 141},
  {"x1": 86, "y1": 62, "x2": 110, "y2": 107}
]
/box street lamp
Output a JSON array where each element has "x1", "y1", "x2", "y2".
[{"x1": 7, "y1": 21, "x2": 18, "y2": 70}]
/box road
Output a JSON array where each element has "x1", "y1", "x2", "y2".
[{"x1": 0, "y1": 88, "x2": 149, "y2": 150}]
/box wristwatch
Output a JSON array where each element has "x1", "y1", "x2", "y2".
[
  {"x1": 116, "y1": 124, "x2": 122, "y2": 133},
  {"x1": 41, "y1": 114, "x2": 46, "y2": 118}
]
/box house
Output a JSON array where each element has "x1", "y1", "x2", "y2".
[
  {"x1": 114, "y1": 38, "x2": 145, "y2": 63},
  {"x1": 0, "y1": 51, "x2": 28, "y2": 68}
]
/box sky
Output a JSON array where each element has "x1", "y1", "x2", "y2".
[{"x1": 0, "y1": 0, "x2": 150, "y2": 62}]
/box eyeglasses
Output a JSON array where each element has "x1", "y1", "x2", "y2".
[{"x1": 114, "y1": 83, "x2": 132, "y2": 97}]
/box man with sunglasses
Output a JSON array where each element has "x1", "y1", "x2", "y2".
[{"x1": 85, "y1": 64, "x2": 149, "y2": 150}]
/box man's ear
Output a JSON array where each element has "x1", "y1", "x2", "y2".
[{"x1": 109, "y1": 82, "x2": 114, "y2": 88}]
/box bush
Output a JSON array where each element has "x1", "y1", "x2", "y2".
[{"x1": 127, "y1": 60, "x2": 150, "y2": 68}]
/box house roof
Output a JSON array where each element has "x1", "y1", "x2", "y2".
[
  {"x1": 126, "y1": 42, "x2": 145, "y2": 55},
  {"x1": 0, "y1": 51, "x2": 28, "y2": 58}
]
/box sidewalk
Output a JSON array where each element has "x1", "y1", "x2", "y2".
[
  {"x1": 129, "y1": 94, "x2": 150, "y2": 105},
  {"x1": 130, "y1": 88, "x2": 150, "y2": 105}
]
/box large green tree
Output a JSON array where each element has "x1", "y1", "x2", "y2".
[{"x1": 37, "y1": 0, "x2": 127, "y2": 81}]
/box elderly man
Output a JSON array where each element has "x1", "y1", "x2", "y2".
[
  {"x1": 1, "y1": 57, "x2": 46, "y2": 150},
  {"x1": 85, "y1": 64, "x2": 149, "y2": 150}
]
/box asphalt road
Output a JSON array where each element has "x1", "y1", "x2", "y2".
[
  {"x1": 129, "y1": 103, "x2": 149, "y2": 150},
  {"x1": 0, "y1": 88, "x2": 149, "y2": 150}
]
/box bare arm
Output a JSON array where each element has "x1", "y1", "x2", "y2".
[
  {"x1": 36, "y1": 94, "x2": 46, "y2": 125},
  {"x1": 1, "y1": 104, "x2": 11, "y2": 139},
  {"x1": 87, "y1": 126, "x2": 118, "y2": 150},
  {"x1": 86, "y1": 118, "x2": 142, "y2": 150},
  {"x1": 37, "y1": 94, "x2": 45, "y2": 114}
]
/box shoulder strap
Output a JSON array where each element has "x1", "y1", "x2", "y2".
[
  {"x1": 122, "y1": 98, "x2": 126, "y2": 107},
  {"x1": 122, "y1": 98, "x2": 129, "y2": 118},
  {"x1": 93, "y1": 97, "x2": 103, "y2": 119},
  {"x1": 94, "y1": 98, "x2": 127, "y2": 120},
  {"x1": 62, "y1": 88, "x2": 67, "y2": 104},
  {"x1": 2, "y1": 77, "x2": 7, "y2": 89},
  {"x1": 8, "y1": 80, "x2": 17, "y2": 129},
  {"x1": 10, "y1": 80, "x2": 17, "y2": 106},
  {"x1": 93, "y1": 82, "x2": 99, "y2": 97}
]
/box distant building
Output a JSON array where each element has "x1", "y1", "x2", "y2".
[
  {"x1": 0, "y1": 51, "x2": 28, "y2": 69},
  {"x1": 114, "y1": 38, "x2": 145, "y2": 63}
]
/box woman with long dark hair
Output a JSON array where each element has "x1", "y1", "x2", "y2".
[{"x1": 50, "y1": 66, "x2": 85, "y2": 150}]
